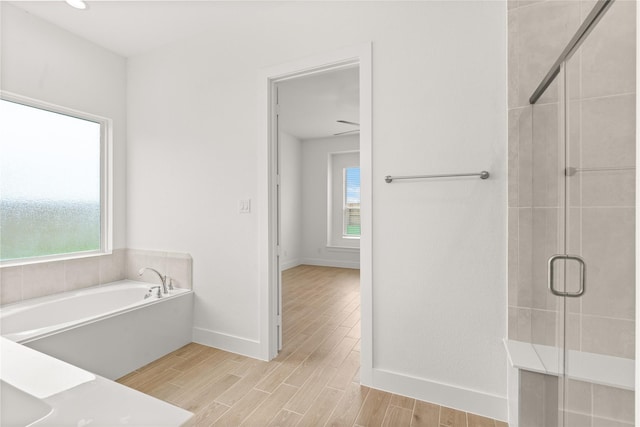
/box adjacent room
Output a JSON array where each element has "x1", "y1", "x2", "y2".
[{"x1": 0, "y1": 1, "x2": 636, "y2": 426}]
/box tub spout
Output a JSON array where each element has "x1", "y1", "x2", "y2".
[{"x1": 138, "y1": 267, "x2": 168, "y2": 294}]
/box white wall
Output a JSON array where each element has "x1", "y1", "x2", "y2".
[
  {"x1": 126, "y1": 1, "x2": 507, "y2": 419},
  {"x1": 301, "y1": 135, "x2": 360, "y2": 269},
  {"x1": 0, "y1": 4, "x2": 128, "y2": 305},
  {"x1": 280, "y1": 132, "x2": 360, "y2": 271},
  {"x1": 0, "y1": 3, "x2": 127, "y2": 250},
  {"x1": 279, "y1": 132, "x2": 302, "y2": 270}
]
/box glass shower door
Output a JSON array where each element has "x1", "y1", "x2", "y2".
[
  {"x1": 556, "y1": 60, "x2": 584, "y2": 427},
  {"x1": 530, "y1": 59, "x2": 568, "y2": 427},
  {"x1": 531, "y1": 59, "x2": 595, "y2": 427},
  {"x1": 536, "y1": 10, "x2": 636, "y2": 424},
  {"x1": 522, "y1": 0, "x2": 635, "y2": 425},
  {"x1": 560, "y1": 8, "x2": 636, "y2": 424}
]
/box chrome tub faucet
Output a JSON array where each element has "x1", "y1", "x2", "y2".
[{"x1": 138, "y1": 267, "x2": 172, "y2": 294}]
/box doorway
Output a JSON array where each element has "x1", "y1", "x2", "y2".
[
  {"x1": 258, "y1": 44, "x2": 372, "y2": 385},
  {"x1": 276, "y1": 67, "x2": 360, "y2": 358}
]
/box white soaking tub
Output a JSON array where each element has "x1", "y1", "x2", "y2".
[{"x1": 0, "y1": 280, "x2": 193, "y2": 380}]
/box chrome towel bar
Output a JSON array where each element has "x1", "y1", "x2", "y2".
[{"x1": 384, "y1": 171, "x2": 490, "y2": 183}]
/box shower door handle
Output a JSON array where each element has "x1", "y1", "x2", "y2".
[{"x1": 548, "y1": 254, "x2": 586, "y2": 297}]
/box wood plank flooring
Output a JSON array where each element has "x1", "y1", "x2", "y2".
[{"x1": 117, "y1": 265, "x2": 507, "y2": 427}]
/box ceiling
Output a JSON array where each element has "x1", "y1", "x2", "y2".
[
  {"x1": 8, "y1": 1, "x2": 360, "y2": 140},
  {"x1": 277, "y1": 67, "x2": 359, "y2": 140},
  {"x1": 9, "y1": 1, "x2": 239, "y2": 58}
]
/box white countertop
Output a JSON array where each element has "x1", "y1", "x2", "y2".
[{"x1": 0, "y1": 337, "x2": 193, "y2": 426}]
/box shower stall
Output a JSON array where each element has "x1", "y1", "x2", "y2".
[{"x1": 508, "y1": 0, "x2": 635, "y2": 426}]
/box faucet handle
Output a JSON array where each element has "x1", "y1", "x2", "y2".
[
  {"x1": 166, "y1": 276, "x2": 174, "y2": 291},
  {"x1": 148, "y1": 285, "x2": 162, "y2": 298}
]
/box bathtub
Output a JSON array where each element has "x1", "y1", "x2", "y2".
[{"x1": 0, "y1": 280, "x2": 193, "y2": 380}]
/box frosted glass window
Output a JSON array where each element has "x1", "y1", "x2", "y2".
[{"x1": 0, "y1": 98, "x2": 104, "y2": 262}]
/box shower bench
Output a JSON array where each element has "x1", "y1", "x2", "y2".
[{"x1": 504, "y1": 339, "x2": 634, "y2": 427}]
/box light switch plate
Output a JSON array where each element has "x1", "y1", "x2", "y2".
[{"x1": 239, "y1": 199, "x2": 251, "y2": 213}]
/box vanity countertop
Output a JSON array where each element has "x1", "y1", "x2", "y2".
[{"x1": 0, "y1": 337, "x2": 193, "y2": 426}]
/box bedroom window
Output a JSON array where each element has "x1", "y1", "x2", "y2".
[
  {"x1": 328, "y1": 151, "x2": 359, "y2": 248},
  {"x1": 343, "y1": 167, "x2": 361, "y2": 237},
  {"x1": 0, "y1": 94, "x2": 112, "y2": 264}
]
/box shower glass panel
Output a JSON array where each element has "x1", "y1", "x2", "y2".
[
  {"x1": 531, "y1": 1, "x2": 636, "y2": 424},
  {"x1": 531, "y1": 63, "x2": 566, "y2": 425},
  {"x1": 563, "y1": 4, "x2": 635, "y2": 424}
]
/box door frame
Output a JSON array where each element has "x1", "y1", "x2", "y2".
[{"x1": 257, "y1": 43, "x2": 373, "y2": 386}]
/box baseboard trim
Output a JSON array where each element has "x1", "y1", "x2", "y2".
[
  {"x1": 372, "y1": 368, "x2": 508, "y2": 422},
  {"x1": 192, "y1": 327, "x2": 263, "y2": 360},
  {"x1": 280, "y1": 259, "x2": 302, "y2": 271},
  {"x1": 300, "y1": 258, "x2": 360, "y2": 269}
]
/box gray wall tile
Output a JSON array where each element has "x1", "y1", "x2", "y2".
[
  {"x1": 531, "y1": 103, "x2": 560, "y2": 208},
  {"x1": 65, "y1": 256, "x2": 100, "y2": 291},
  {"x1": 581, "y1": 207, "x2": 635, "y2": 320},
  {"x1": 22, "y1": 261, "x2": 66, "y2": 300},
  {"x1": 516, "y1": 1, "x2": 581, "y2": 106},
  {"x1": 592, "y1": 384, "x2": 635, "y2": 423},
  {"x1": 99, "y1": 248, "x2": 126, "y2": 284},
  {"x1": 581, "y1": 0, "x2": 636, "y2": 98},
  {"x1": 0, "y1": 266, "x2": 23, "y2": 305},
  {"x1": 518, "y1": 107, "x2": 533, "y2": 207},
  {"x1": 582, "y1": 315, "x2": 634, "y2": 358},
  {"x1": 566, "y1": 379, "x2": 592, "y2": 415},
  {"x1": 508, "y1": 207, "x2": 519, "y2": 306},
  {"x1": 126, "y1": 249, "x2": 168, "y2": 284},
  {"x1": 166, "y1": 253, "x2": 193, "y2": 290}
]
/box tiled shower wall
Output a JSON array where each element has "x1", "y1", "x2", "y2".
[
  {"x1": 0, "y1": 248, "x2": 192, "y2": 306},
  {"x1": 507, "y1": 0, "x2": 636, "y2": 359},
  {"x1": 519, "y1": 371, "x2": 635, "y2": 427},
  {"x1": 508, "y1": 1, "x2": 635, "y2": 425}
]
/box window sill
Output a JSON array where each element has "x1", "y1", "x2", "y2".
[
  {"x1": 0, "y1": 250, "x2": 112, "y2": 268},
  {"x1": 325, "y1": 246, "x2": 360, "y2": 253}
]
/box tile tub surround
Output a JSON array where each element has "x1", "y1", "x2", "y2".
[
  {"x1": 126, "y1": 249, "x2": 193, "y2": 291},
  {"x1": 0, "y1": 249, "x2": 127, "y2": 306},
  {"x1": 0, "y1": 248, "x2": 193, "y2": 306}
]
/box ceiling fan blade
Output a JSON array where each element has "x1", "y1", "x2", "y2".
[
  {"x1": 333, "y1": 129, "x2": 361, "y2": 136},
  {"x1": 336, "y1": 120, "x2": 360, "y2": 127}
]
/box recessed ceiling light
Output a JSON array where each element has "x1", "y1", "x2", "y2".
[{"x1": 65, "y1": 0, "x2": 87, "y2": 10}]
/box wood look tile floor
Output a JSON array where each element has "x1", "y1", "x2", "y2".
[{"x1": 118, "y1": 265, "x2": 508, "y2": 427}]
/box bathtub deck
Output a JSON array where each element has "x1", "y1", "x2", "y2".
[{"x1": 117, "y1": 265, "x2": 507, "y2": 427}]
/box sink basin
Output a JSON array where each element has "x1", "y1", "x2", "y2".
[{"x1": 1, "y1": 380, "x2": 52, "y2": 426}]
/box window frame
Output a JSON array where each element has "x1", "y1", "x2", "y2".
[
  {"x1": 0, "y1": 91, "x2": 113, "y2": 266},
  {"x1": 327, "y1": 150, "x2": 360, "y2": 249}
]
